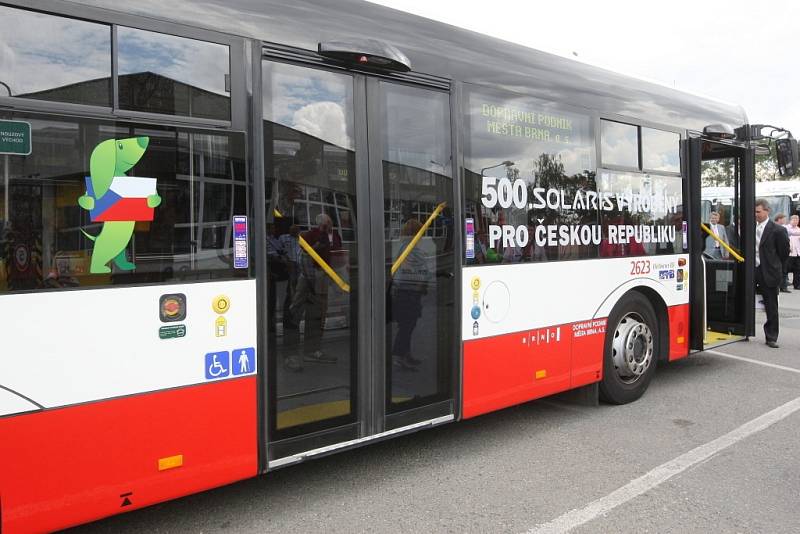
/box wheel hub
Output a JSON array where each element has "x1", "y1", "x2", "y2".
[{"x1": 611, "y1": 313, "x2": 654, "y2": 384}]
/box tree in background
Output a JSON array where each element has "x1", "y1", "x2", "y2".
[{"x1": 701, "y1": 141, "x2": 783, "y2": 186}]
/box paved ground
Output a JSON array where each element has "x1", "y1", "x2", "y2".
[{"x1": 71, "y1": 292, "x2": 800, "y2": 533}]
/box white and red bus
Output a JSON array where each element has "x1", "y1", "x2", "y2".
[{"x1": 0, "y1": 1, "x2": 795, "y2": 531}]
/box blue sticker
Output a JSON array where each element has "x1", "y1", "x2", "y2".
[
  {"x1": 231, "y1": 347, "x2": 256, "y2": 375},
  {"x1": 205, "y1": 351, "x2": 230, "y2": 379},
  {"x1": 471, "y1": 305, "x2": 481, "y2": 320}
]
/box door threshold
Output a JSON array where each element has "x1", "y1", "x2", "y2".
[
  {"x1": 268, "y1": 414, "x2": 454, "y2": 469},
  {"x1": 702, "y1": 332, "x2": 746, "y2": 351}
]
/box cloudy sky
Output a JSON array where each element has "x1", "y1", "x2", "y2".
[{"x1": 368, "y1": 0, "x2": 800, "y2": 139}]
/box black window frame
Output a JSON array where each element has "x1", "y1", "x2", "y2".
[
  {"x1": 599, "y1": 116, "x2": 683, "y2": 178},
  {"x1": 640, "y1": 126, "x2": 682, "y2": 176},
  {"x1": 599, "y1": 118, "x2": 641, "y2": 173},
  {"x1": 0, "y1": 1, "x2": 254, "y2": 295},
  {"x1": 0, "y1": 110, "x2": 252, "y2": 296},
  {"x1": 0, "y1": 0, "x2": 244, "y2": 130}
]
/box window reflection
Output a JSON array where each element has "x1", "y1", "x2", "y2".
[
  {"x1": 642, "y1": 127, "x2": 680, "y2": 173},
  {"x1": 0, "y1": 6, "x2": 111, "y2": 106},
  {"x1": 464, "y1": 85, "x2": 596, "y2": 263},
  {"x1": 0, "y1": 113, "x2": 247, "y2": 294},
  {"x1": 263, "y1": 62, "x2": 357, "y2": 436},
  {"x1": 601, "y1": 120, "x2": 639, "y2": 169},
  {"x1": 464, "y1": 87, "x2": 684, "y2": 262},
  {"x1": 381, "y1": 83, "x2": 453, "y2": 416},
  {"x1": 597, "y1": 171, "x2": 683, "y2": 257},
  {"x1": 118, "y1": 27, "x2": 230, "y2": 120}
]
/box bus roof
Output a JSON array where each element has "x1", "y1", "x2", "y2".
[
  {"x1": 755, "y1": 180, "x2": 800, "y2": 198},
  {"x1": 65, "y1": 0, "x2": 747, "y2": 132}
]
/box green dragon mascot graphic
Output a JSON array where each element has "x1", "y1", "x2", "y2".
[{"x1": 78, "y1": 137, "x2": 162, "y2": 274}]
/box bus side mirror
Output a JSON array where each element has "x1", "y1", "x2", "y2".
[{"x1": 776, "y1": 137, "x2": 798, "y2": 177}]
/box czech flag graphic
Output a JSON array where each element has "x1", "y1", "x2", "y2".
[{"x1": 85, "y1": 176, "x2": 157, "y2": 222}]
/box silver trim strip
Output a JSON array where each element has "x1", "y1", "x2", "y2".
[{"x1": 268, "y1": 414, "x2": 454, "y2": 469}]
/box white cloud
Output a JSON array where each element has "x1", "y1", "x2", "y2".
[
  {"x1": 118, "y1": 27, "x2": 229, "y2": 95},
  {"x1": 292, "y1": 101, "x2": 353, "y2": 149},
  {"x1": 0, "y1": 6, "x2": 110, "y2": 96}
]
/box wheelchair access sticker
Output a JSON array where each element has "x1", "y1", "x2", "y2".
[
  {"x1": 205, "y1": 351, "x2": 230, "y2": 380},
  {"x1": 205, "y1": 348, "x2": 256, "y2": 380}
]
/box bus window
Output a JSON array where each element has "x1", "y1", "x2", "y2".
[
  {"x1": 118, "y1": 27, "x2": 231, "y2": 120},
  {"x1": 761, "y1": 195, "x2": 791, "y2": 222},
  {"x1": 463, "y1": 85, "x2": 595, "y2": 263},
  {"x1": 601, "y1": 120, "x2": 639, "y2": 169},
  {"x1": 596, "y1": 171, "x2": 684, "y2": 256},
  {"x1": 0, "y1": 6, "x2": 111, "y2": 107},
  {"x1": 0, "y1": 113, "x2": 247, "y2": 294},
  {"x1": 701, "y1": 200, "x2": 712, "y2": 225},
  {"x1": 642, "y1": 127, "x2": 681, "y2": 174}
]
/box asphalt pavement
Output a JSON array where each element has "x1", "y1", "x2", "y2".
[{"x1": 70, "y1": 291, "x2": 800, "y2": 534}]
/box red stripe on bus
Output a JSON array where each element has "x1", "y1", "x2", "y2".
[
  {"x1": 462, "y1": 305, "x2": 688, "y2": 418},
  {"x1": 463, "y1": 320, "x2": 604, "y2": 419},
  {"x1": 667, "y1": 303, "x2": 690, "y2": 360},
  {"x1": 0, "y1": 377, "x2": 257, "y2": 533}
]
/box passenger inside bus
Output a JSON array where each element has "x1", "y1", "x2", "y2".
[
  {"x1": 283, "y1": 213, "x2": 343, "y2": 370},
  {"x1": 704, "y1": 211, "x2": 730, "y2": 259},
  {"x1": 389, "y1": 218, "x2": 433, "y2": 371}
]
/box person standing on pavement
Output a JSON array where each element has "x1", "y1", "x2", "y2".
[
  {"x1": 754, "y1": 199, "x2": 790, "y2": 348},
  {"x1": 775, "y1": 213, "x2": 791, "y2": 293},
  {"x1": 786, "y1": 214, "x2": 800, "y2": 289}
]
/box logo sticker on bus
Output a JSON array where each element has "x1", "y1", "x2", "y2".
[
  {"x1": 233, "y1": 215, "x2": 249, "y2": 269},
  {"x1": 159, "y1": 293, "x2": 187, "y2": 322},
  {"x1": 159, "y1": 325, "x2": 187, "y2": 339},
  {"x1": 77, "y1": 137, "x2": 161, "y2": 274},
  {"x1": 465, "y1": 218, "x2": 475, "y2": 259}
]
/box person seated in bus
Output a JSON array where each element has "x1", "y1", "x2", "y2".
[
  {"x1": 786, "y1": 214, "x2": 800, "y2": 290},
  {"x1": 390, "y1": 218, "x2": 432, "y2": 371},
  {"x1": 284, "y1": 213, "x2": 342, "y2": 370},
  {"x1": 704, "y1": 211, "x2": 730, "y2": 259}
]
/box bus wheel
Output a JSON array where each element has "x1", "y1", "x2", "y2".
[{"x1": 599, "y1": 292, "x2": 658, "y2": 404}]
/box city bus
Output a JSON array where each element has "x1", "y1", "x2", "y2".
[
  {"x1": 0, "y1": 1, "x2": 795, "y2": 531},
  {"x1": 702, "y1": 181, "x2": 799, "y2": 226}
]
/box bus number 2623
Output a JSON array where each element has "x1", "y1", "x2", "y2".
[{"x1": 630, "y1": 260, "x2": 650, "y2": 275}]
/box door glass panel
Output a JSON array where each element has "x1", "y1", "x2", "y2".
[
  {"x1": 263, "y1": 62, "x2": 357, "y2": 437},
  {"x1": 700, "y1": 150, "x2": 746, "y2": 339},
  {"x1": 381, "y1": 83, "x2": 454, "y2": 414}
]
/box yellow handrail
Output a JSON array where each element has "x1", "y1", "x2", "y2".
[
  {"x1": 273, "y1": 209, "x2": 351, "y2": 293},
  {"x1": 391, "y1": 201, "x2": 447, "y2": 276},
  {"x1": 700, "y1": 223, "x2": 745, "y2": 263}
]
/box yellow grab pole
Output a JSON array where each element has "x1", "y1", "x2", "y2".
[
  {"x1": 273, "y1": 209, "x2": 351, "y2": 293},
  {"x1": 700, "y1": 223, "x2": 745, "y2": 263},
  {"x1": 391, "y1": 201, "x2": 447, "y2": 276}
]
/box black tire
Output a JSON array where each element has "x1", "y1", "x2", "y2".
[{"x1": 599, "y1": 291, "x2": 659, "y2": 405}]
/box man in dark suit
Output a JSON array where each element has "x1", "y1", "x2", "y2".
[{"x1": 755, "y1": 198, "x2": 790, "y2": 348}]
